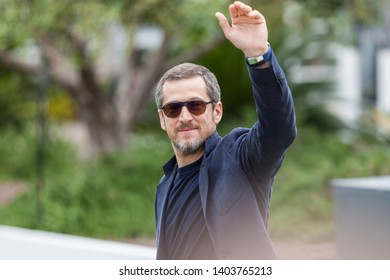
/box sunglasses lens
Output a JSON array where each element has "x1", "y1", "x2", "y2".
[
  {"x1": 164, "y1": 103, "x2": 182, "y2": 118},
  {"x1": 187, "y1": 101, "x2": 206, "y2": 115},
  {"x1": 161, "y1": 100, "x2": 211, "y2": 118}
]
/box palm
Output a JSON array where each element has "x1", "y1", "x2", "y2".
[
  {"x1": 229, "y1": 17, "x2": 267, "y2": 54},
  {"x1": 216, "y1": 1, "x2": 268, "y2": 57}
]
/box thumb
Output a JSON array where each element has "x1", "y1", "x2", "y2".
[{"x1": 215, "y1": 12, "x2": 231, "y2": 35}]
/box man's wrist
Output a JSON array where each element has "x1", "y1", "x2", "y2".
[{"x1": 245, "y1": 43, "x2": 272, "y2": 67}]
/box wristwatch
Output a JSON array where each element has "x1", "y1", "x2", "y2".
[{"x1": 246, "y1": 43, "x2": 272, "y2": 67}]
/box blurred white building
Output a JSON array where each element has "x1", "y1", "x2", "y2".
[
  {"x1": 0, "y1": 225, "x2": 156, "y2": 260},
  {"x1": 285, "y1": 0, "x2": 390, "y2": 137}
]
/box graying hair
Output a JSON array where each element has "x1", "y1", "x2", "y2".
[{"x1": 155, "y1": 63, "x2": 221, "y2": 108}]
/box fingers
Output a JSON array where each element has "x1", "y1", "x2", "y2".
[
  {"x1": 215, "y1": 12, "x2": 231, "y2": 34},
  {"x1": 248, "y1": 10, "x2": 262, "y2": 19},
  {"x1": 227, "y1": 2, "x2": 265, "y2": 23},
  {"x1": 215, "y1": 2, "x2": 266, "y2": 32},
  {"x1": 230, "y1": 1, "x2": 252, "y2": 18},
  {"x1": 249, "y1": 10, "x2": 266, "y2": 24}
]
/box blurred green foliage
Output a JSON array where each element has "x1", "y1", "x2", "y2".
[
  {"x1": 0, "y1": 62, "x2": 76, "y2": 131},
  {"x1": 0, "y1": 119, "x2": 389, "y2": 241},
  {"x1": 1, "y1": 0, "x2": 389, "y2": 244},
  {"x1": 0, "y1": 123, "x2": 169, "y2": 238},
  {"x1": 269, "y1": 127, "x2": 390, "y2": 241},
  {"x1": 0, "y1": 67, "x2": 36, "y2": 129}
]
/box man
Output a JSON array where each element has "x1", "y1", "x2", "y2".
[{"x1": 154, "y1": 1, "x2": 296, "y2": 259}]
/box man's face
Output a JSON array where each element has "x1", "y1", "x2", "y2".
[{"x1": 158, "y1": 76, "x2": 222, "y2": 156}]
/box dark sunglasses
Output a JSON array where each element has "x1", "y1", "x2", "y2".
[{"x1": 160, "y1": 100, "x2": 214, "y2": 118}]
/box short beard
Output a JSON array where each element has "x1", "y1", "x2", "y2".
[{"x1": 173, "y1": 138, "x2": 204, "y2": 156}]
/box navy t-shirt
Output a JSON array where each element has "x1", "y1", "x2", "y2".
[{"x1": 162, "y1": 157, "x2": 216, "y2": 259}]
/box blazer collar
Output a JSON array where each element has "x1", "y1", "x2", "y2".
[{"x1": 204, "y1": 131, "x2": 220, "y2": 157}]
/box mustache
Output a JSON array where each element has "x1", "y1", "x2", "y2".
[{"x1": 177, "y1": 123, "x2": 198, "y2": 131}]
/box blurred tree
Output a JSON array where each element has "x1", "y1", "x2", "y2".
[
  {"x1": 0, "y1": 0, "x2": 227, "y2": 157},
  {"x1": 1, "y1": 0, "x2": 386, "y2": 157},
  {"x1": 0, "y1": 66, "x2": 36, "y2": 129}
]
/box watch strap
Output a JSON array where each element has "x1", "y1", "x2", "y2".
[{"x1": 246, "y1": 43, "x2": 272, "y2": 67}]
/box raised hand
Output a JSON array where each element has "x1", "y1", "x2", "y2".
[{"x1": 215, "y1": 1, "x2": 268, "y2": 57}]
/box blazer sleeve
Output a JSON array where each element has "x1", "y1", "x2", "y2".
[{"x1": 238, "y1": 50, "x2": 297, "y2": 179}]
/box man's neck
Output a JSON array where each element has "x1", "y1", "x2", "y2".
[{"x1": 174, "y1": 149, "x2": 204, "y2": 168}]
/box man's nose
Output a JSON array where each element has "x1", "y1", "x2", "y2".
[{"x1": 179, "y1": 105, "x2": 193, "y2": 121}]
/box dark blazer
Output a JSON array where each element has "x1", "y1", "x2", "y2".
[{"x1": 155, "y1": 52, "x2": 297, "y2": 259}]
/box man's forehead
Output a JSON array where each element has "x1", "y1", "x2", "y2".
[
  {"x1": 163, "y1": 76, "x2": 206, "y2": 91},
  {"x1": 162, "y1": 76, "x2": 208, "y2": 102},
  {"x1": 165, "y1": 75, "x2": 204, "y2": 84}
]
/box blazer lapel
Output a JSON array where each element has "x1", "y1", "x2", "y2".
[{"x1": 155, "y1": 156, "x2": 177, "y2": 255}]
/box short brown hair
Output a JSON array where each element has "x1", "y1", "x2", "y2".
[{"x1": 155, "y1": 63, "x2": 221, "y2": 108}]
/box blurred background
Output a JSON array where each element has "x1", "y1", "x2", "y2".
[{"x1": 0, "y1": 0, "x2": 389, "y2": 259}]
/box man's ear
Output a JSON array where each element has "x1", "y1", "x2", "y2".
[
  {"x1": 158, "y1": 110, "x2": 166, "y2": 131},
  {"x1": 213, "y1": 102, "x2": 223, "y2": 124}
]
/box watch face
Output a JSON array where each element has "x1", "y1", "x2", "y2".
[
  {"x1": 247, "y1": 44, "x2": 272, "y2": 66},
  {"x1": 247, "y1": 55, "x2": 264, "y2": 65}
]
